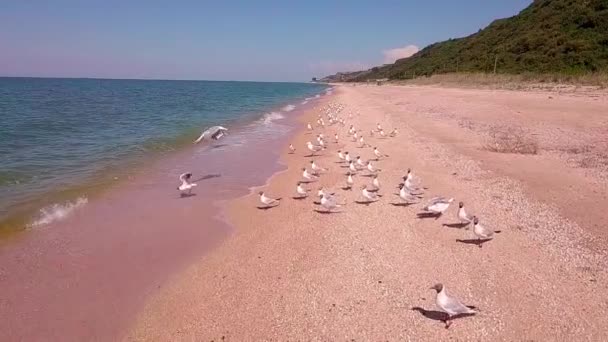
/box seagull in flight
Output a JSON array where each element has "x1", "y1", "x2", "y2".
[
  {"x1": 177, "y1": 172, "x2": 197, "y2": 196},
  {"x1": 194, "y1": 126, "x2": 228, "y2": 143}
]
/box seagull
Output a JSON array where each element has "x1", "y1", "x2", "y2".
[
  {"x1": 177, "y1": 172, "x2": 197, "y2": 195},
  {"x1": 359, "y1": 136, "x2": 369, "y2": 147},
  {"x1": 422, "y1": 197, "x2": 454, "y2": 217},
  {"x1": 288, "y1": 144, "x2": 296, "y2": 154},
  {"x1": 317, "y1": 187, "x2": 335, "y2": 198},
  {"x1": 345, "y1": 172, "x2": 354, "y2": 190},
  {"x1": 389, "y1": 128, "x2": 398, "y2": 137},
  {"x1": 349, "y1": 161, "x2": 358, "y2": 173},
  {"x1": 295, "y1": 182, "x2": 309, "y2": 198},
  {"x1": 306, "y1": 141, "x2": 323, "y2": 155},
  {"x1": 457, "y1": 202, "x2": 474, "y2": 226},
  {"x1": 371, "y1": 175, "x2": 381, "y2": 191},
  {"x1": 307, "y1": 123, "x2": 313, "y2": 131},
  {"x1": 258, "y1": 191, "x2": 281, "y2": 207},
  {"x1": 345, "y1": 152, "x2": 352, "y2": 163},
  {"x1": 356, "y1": 156, "x2": 365, "y2": 168},
  {"x1": 430, "y1": 283, "x2": 477, "y2": 328},
  {"x1": 370, "y1": 129, "x2": 375, "y2": 137},
  {"x1": 361, "y1": 185, "x2": 380, "y2": 202},
  {"x1": 194, "y1": 126, "x2": 228, "y2": 143},
  {"x1": 334, "y1": 133, "x2": 339, "y2": 143},
  {"x1": 376, "y1": 123, "x2": 382, "y2": 132},
  {"x1": 373, "y1": 147, "x2": 388, "y2": 159},
  {"x1": 319, "y1": 193, "x2": 342, "y2": 212},
  {"x1": 367, "y1": 161, "x2": 381, "y2": 174},
  {"x1": 311, "y1": 160, "x2": 327, "y2": 174},
  {"x1": 337, "y1": 150, "x2": 345, "y2": 162},
  {"x1": 472, "y1": 216, "x2": 500, "y2": 247},
  {"x1": 302, "y1": 168, "x2": 318, "y2": 181},
  {"x1": 396, "y1": 184, "x2": 420, "y2": 203},
  {"x1": 379, "y1": 129, "x2": 386, "y2": 138}
]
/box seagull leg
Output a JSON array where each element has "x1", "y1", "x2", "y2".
[{"x1": 478, "y1": 238, "x2": 483, "y2": 248}]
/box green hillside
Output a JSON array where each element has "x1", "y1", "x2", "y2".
[{"x1": 323, "y1": 0, "x2": 608, "y2": 82}]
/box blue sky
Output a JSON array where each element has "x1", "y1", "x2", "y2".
[{"x1": 0, "y1": 1, "x2": 532, "y2": 81}]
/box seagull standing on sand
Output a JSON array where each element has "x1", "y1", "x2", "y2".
[
  {"x1": 319, "y1": 193, "x2": 342, "y2": 212},
  {"x1": 311, "y1": 160, "x2": 327, "y2": 174},
  {"x1": 376, "y1": 123, "x2": 382, "y2": 132},
  {"x1": 345, "y1": 172, "x2": 354, "y2": 190},
  {"x1": 345, "y1": 152, "x2": 352, "y2": 163},
  {"x1": 397, "y1": 184, "x2": 420, "y2": 203},
  {"x1": 334, "y1": 133, "x2": 339, "y2": 143},
  {"x1": 295, "y1": 182, "x2": 309, "y2": 198},
  {"x1": 258, "y1": 191, "x2": 281, "y2": 208},
  {"x1": 289, "y1": 144, "x2": 296, "y2": 154},
  {"x1": 337, "y1": 150, "x2": 345, "y2": 162},
  {"x1": 307, "y1": 123, "x2": 313, "y2": 131},
  {"x1": 194, "y1": 126, "x2": 228, "y2": 143},
  {"x1": 472, "y1": 216, "x2": 500, "y2": 247},
  {"x1": 302, "y1": 168, "x2": 318, "y2": 181},
  {"x1": 389, "y1": 128, "x2": 399, "y2": 137},
  {"x1": 306, "y1": 141, "x2": 323, "y2": 155},
  {"x1": 379, "y1": 129, "x2": 386, "y2": 138},
  {"x1": 457, "y1": 202, "x2": 474, "y2": 226},
  {"x1": 361, "y1": 185, "x2": 380, "y2": 202},
  {"x1": 371, "y1": 175, "x2": 381, "y2": 191},
  {"x1": 367, "y1": 161, "x2": 381, "y2": 174},
  {"x1": 430, "y1": 283, "x2": 477, "y2": 328},
  {"x1": 177, "y1": 172, "x2": 197, "y2": 195},
  {"x1": 356, "y1": 156, "x2": 365, "y2": 169},
  {"x1": 349, "y1": 161, "x2": 358, "y2": 173},
  {"x1": 374, "y1": 147, "x2": 388, "y2": 159}
]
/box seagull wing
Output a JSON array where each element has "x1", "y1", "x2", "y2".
[{"x1": 442, "y1": 295, "x2": 476, "y2": 315}]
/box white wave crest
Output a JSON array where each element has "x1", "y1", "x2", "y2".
[
  {"x1": 301, "y1": 100, "x2": 309, "y2": 105},
  {"x1": 315, "y1": 94, "x2": 321, "y2": 98},
  {"x1": 28, "y1": 197, "x2": 88, "y2": 228},
  {"x1": 262, "y1": 111, "x2": 285, "y2": 125},
  {"x1": 282, "y1": 104, "x2": 296, "y2": 112}
]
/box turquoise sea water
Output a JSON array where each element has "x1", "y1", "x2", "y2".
[{"x1": 0, "y1": 77, "x2": 326, "y2": 229}]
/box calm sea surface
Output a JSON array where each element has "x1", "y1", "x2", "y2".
[{"x1": 0, "y1": 77, "x2": 326, "y2": 230}]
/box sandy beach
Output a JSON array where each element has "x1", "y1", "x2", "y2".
[{"x1": 128, "y1": 84, "x2": 608, "y2": 340}]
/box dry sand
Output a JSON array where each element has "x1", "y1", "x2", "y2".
[{"x1": 128, "y1": 84, "x2": 608, "y2": 341}]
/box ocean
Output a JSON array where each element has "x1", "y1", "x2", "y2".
[{"x1": 0, "y1": 77, "x2": 327, "y2": 231}]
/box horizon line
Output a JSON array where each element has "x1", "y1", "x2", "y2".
[{"x1": 0, "y1": 75, "x2": 319, "y2": 84}]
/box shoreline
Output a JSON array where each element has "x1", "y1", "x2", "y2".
[
  {"x1": 0, "y1": 91, "x2": 322, "y2": 237},
  {"x1": 0, "y1": 91, "x2": 330, "y2": 341},
  {"x1": 129, "y1": 84, "x2": 608, "y2": 340}
]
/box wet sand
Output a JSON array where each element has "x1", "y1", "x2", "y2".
[
  {"x1": 0, "y1": 103, "x2": 314, "y2": 341},
  {"x1": 129, "y1": 84, "x2": 608, "y2": 340}
]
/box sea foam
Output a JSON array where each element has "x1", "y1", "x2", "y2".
[
  {"x1": 28, "y1": 197, "x2": 88, "y2": 228},
  {"x1": 262, "y1": 111, "x2": 285, "y2": 125},
  {"x1": 282, "y1": 104, "x2": 296, "y2": 112}
]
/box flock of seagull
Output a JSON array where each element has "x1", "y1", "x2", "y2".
[{"x1": 179, "y1": 103, "x2": 499, "y2": 329}]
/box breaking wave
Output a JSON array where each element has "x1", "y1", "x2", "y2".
[
  {"x1": 28, "y1": 197, "x2": 88, "y2": 228},
  {"x1": 262, "y1": 111, "x2": 285, "y2": 125},
  {"x1": 282, "y1": 104, "x2": 296, "y2": 112}
]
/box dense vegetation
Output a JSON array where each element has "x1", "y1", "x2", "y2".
[{"x1": 321, "y1": 0, "x2": 608, "y2": 82}]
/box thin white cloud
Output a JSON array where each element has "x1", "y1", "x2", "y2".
[
  {"x1": 309, "y1": 61, "x2": 370, "y2": 76},
  {"x1": 382, "y1": 45, "x2": 419, "y2": 64}
]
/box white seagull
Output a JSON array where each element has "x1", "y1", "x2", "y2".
[
  {"x1": 472, "y1": 216, "x2": 500, "y2": 247},
  {"x1": 319, "y1": 193, "x2": 342, "y2": 212},
  {"x1": 367, "y1": 161, "x2": 381, "y2": 174},
  {"x1": 194, "y1": 126, "x2": 228, "y2": 143},
  {"x1": 306, "y1": 141, "x2": 323, "y2": 155},
  {"x1": 288, "y1": 144, "x2": 296, "y2": 154},
  {"x1": 373, "y1": 147, "x2": 388, "y2": 159},
  {"x1": 177, "y1": 172, "x2": 197, "y2": 195},
  {"x1": 345, "y1": 172, "x2": 355, "y2": 190},
  {"x1": 258, "y1": 191, "x2": 281, "y2": 208},
  {"x1": 337, "y1": 150, "x2": 345, "y2": 162},
  {"x1": 302, "y1": 168, "x2": 318, "y2": 181},
  {"x1": 361, "y1": 185, "x2": 380, "y2": 202},
  {"x1": 422, "y1": 197, "x2": 454, "y2": 217},
  {"x1": 310, "y1": 160, "x2": 327, "y2": 174},
  {"x1": 295, "y1": 182, "x2": 309, "y2": 198},
  {"x1": 457, "y1": 202, "x2": 474, "y2": 226},
  {"x1": 430, "y1": 283, "x2": 477, "y2": 328}
]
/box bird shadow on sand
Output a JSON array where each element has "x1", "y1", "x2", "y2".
[
  {"x1": 416, "y1": 212, "x2": 442, "y2": 220},
  {"x1": 341, "y1": 186, "x2": 353, "y2": 191},
  {"x1": 456, "y1": 238, "x2": 493, "y2": 247},
  {"x1": 313, "y1": 209, "x2": 343, "y2": 214},
  {"x1": 179, "y1": 193, "x2": 197, "y2": 199},
  {"x1": 360, "y1": 174, "x2": 375, "y2": 178},
  {"x1": 390, "y1": 202, "x2": 416, "y2": 207},
  {"x1": 411, "y1": 307, "x2": 476, "y2": 326},
  {"x1": 210, "y1": 144, "x2": 229, "y2": 149},
  {"x1": 442, "y1": 222, "x2": 470, "y2": 229},
  {"x1": 299, "y1": 179, "x2": 317, "y2": 184},
  {"x1": 193, "y1": 174, "x2": 221, "y2": 182},
  {"x1": 292, "y1": 196, "x2": 308, "y2": 200},
  {"x1": 257, "y1": 204, "x2": 280, "y2": 210},
  {"x1": 355, "y1": 200, "x2": 378, "y2": 205}
]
